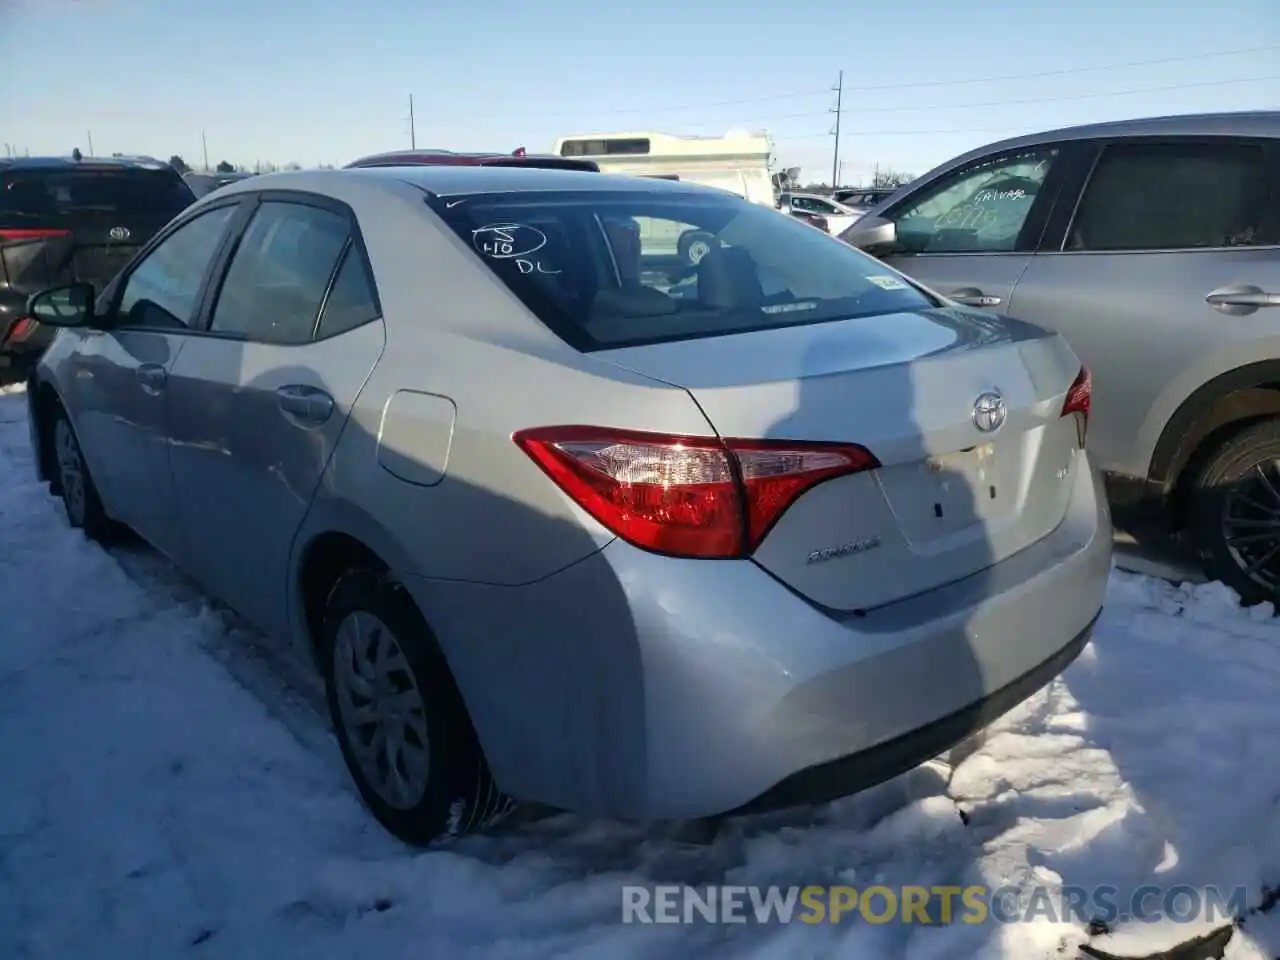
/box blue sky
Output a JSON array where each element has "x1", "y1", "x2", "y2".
[{"x1": 1, "y1": 0, "x2": 1276, "y2": 184}]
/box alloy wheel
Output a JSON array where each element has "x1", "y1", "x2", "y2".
[{"x1": 332, "y1": 610, "x2": 432, "y2": 810}]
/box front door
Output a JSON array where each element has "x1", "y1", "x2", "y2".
[
  {"x1": 1007, "y1": 137, "x2": 1280, "y2": 477},
  {"x1": 65, "y1": 203, "x2": 238, "y2": 555},
  {"x1": 875, "y1": 144, "x2": 1066, "y2": 311},
  {"x1": 164, "y1": 196, "x2": 385, "y2": 636}
]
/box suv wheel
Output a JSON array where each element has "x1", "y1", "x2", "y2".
[
  {"x1": 319, "y1": 568, "x2": 511, "y2": 845},
  {"x1": 1188, "y1": 418, "x2": 1280, "y2": 606}
]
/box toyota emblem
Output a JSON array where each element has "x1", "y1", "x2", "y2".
[
  {"x1": 972, "y1": 390, "x2": 1007, "y2": 433},
  {"x1": 108, "y1": 226, "x2": 131, "y2": 241}
]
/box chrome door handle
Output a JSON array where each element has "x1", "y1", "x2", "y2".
[
  {"x1": 949, "y1": 287, "x2": 1002, "y2": 308},
  {"x1": 136, "y1": 363, "x2": 168, "y2": 394},
  {"x1": 1206, "y1": 285, "x2": 1280, "y2": 315},
  {"x1": 276, "y1": 384, "x2": 334, "y2": 426}
]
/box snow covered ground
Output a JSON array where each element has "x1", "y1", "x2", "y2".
[{"x1": 2, "y1": 379, "x2": 1279, "y2": 960}]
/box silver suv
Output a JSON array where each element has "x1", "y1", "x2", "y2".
[{"x1": 841, "y1": 111, "x2": 1280, "y2": 604}]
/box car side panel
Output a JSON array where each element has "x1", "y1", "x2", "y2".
[{"x1": 1008, "y1": 246, "x2": 1280, "y2": 478}]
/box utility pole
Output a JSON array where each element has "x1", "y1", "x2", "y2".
[
  {"x1": 86, "y1": 131, "x2": 94, "y2": 155},
  {"x1": 830, "y1": 70, "x2": 843, "y2": 190},
  {"x1": 202, "y1": 130, "x2": 210, "y2": 171},
  {"x1": 408, "y1": 94, "x2": 417, "y2": 150}
]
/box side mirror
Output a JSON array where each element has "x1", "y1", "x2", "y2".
[
  {"x1": 839, "y1": 215, "x2": 898, "y2": 252},
  {"x1": 27, "y1": 283, "x2": 96, "y2": 328}
]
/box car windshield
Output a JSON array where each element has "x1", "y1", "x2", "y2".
[
  {"x1": 429, "y1": 189, "x2": 937, "y2": 351},
  {"x1": 0, "y1": 167, "x2": 195, "y2": 227}
]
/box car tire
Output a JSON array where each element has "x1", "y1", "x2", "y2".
[
  {"x1": 319, "y1": 567, "x2": 511, "y2": 846},
  {"x1": 1187, "y1": 418, "x2": 1280, "y2": 606},
  {"x1": 51, "y1": 409, "x2": 120, "y2": 543}
]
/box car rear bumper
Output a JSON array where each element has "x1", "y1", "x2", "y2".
[{"x1": 402, "y1": 455, "x2": 1112, "y2": 821}]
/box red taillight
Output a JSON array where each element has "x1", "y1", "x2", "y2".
[
  {"x1": 513, "y1": 426, "x2": 879, "y2": 559},
  {"x1": 0, "y1": 229, "x2": 72, "y2": 241},
  {"x1": 5, "y1": 317, "x2": 35, "y2": 343},
  {"x1": 1061, "y1": 366, "x2": 1091, "y2": 443}
]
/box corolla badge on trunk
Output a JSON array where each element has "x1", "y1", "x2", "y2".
[
  {"x1": 806, "y1": 536, "x2": 882, "y2": 565},
  {"x1": 972, "y1": 390, "x2": 1007, "y2": 433},
  {"x1": 108, "y1": 226, "x2": 131, "y2": 241}
]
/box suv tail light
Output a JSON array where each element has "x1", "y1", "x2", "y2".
[
  {"x1": 1061, "y1": 366, "x2": 1091, "y2": 444},
  {"x1": 0, "y1": 229, "x2": 72, "y2": 241},
  {"x1": 514, "y1": 426, "x2": 879, "y2": 559},
  {"x1": 3, "y1": 317, "x2": 35, "y2": 345}
]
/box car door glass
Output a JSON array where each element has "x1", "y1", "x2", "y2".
[
  {"x1": 209, "y1": 201, "x2": 350, "y2": 344},
  {"x1": 893, "y1": 147, "x2": 1059, "y2": 254},
  {"x1": 1068, "y1": 142, "x2": 1270, "y2": 251},
  {"x1": 116, "y1": 205, "x2": 235, "y2": 329},
  {"x1": 315, "y1": 246, "x2": 380, "y2": 339}
]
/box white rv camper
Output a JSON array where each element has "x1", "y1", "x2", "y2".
[
  {"x1": 551, "y1": 130, "x2": 776, "y2": 262},
  {"x1": 552, "y1": 129, "x2": 775, "y2": 206}
]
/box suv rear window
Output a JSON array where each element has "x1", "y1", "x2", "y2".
[
  {"x1": 0, "y1": 167, "x2": 195, "y2": 228},
  {"x1": 429, "y1": 189, "x2": 936, "y2": 350}
]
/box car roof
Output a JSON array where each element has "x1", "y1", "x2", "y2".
[
  {"x1": 0, "y1": 154, "x2": 174, "y2": 173},
  {"x1": 230, "y1": 164, "x2": 735, "y2": 200},
  {"x1": 940, "y1": 110, "x2": 1280, "y2": 171}
]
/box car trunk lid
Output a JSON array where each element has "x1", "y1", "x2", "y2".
[{"x1": 594, "y1": 306, "x2": 1087, "y2": 611}]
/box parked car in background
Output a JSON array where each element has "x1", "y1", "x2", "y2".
[
  {"x1": 0, "y1": 154, "x2": 196, "y2": 372},
  {"x1": 777, "y1": 192, "x2": 862, "y2": 235},
  {"x1": 840, "y1": 110, "x2": 1280, "y2": 603},
  {"x1": 787, "y1": 209, "x2": 830, "y2": 232},
  {"x1": 184, "y1": 170, "x2": 255, "y2": 198},
  {"x1": 833, "y1": 186, "x2": 900, "y2": 213},
  {"x1": 345, "y1": 149, "x2": 599, "y2": 172},
  {"x1": 24, "y1": 165, "x2": 1108, "y2": 846}
]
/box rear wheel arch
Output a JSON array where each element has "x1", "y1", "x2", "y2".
[
  {"x1": 1149, "y1": 361, "x2": 1280, "y2": 522},
  {"x1": 297, "y1": 531, "x2": 390, "y2": 666}
]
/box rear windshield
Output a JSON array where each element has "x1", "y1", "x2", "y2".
[
  {"x1": 429, "y1": 189, "x2": 937, "y2": 350},
  {"x1": 0, "y1": 167, "x2": 195, "y2": 228}
]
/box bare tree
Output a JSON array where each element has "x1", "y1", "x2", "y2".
[{"x1": 871, "y1": 168, "x2": 915, "y2": 189}]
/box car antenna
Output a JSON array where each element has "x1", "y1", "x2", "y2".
[{"x1": 71, "y1": 147, "x2": 83, "y2": 162}]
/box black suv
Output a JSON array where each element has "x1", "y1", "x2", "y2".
[{"x1": 0, "y1": 154, "x2": 196, "y2": 371}]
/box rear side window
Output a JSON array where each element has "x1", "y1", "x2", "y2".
[
  {"x1": 1068, "y1": 141, "x2": 1271, "y2": 251},
  {"x1": 209, "y1": 201, "x2": 349, "y2": 344},
  {"x1": 429, "y1": 189, "x2": 936, "y2": 350},
  {"x1": 316, "y1": 246, "x2": 380, "y2": 339},
  {"x1": 0, "y1": 167, "x2": 195, "y2": 228}
]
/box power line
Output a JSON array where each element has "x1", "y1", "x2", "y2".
[
  {"x1": 467, "y1": 43, "x2": 1279, "y2": 122},
  {"x1": 766, "y1": 73, "x2": 1280, "y2": 124},
  {"x1": 833, "y1": 44, "x2": 1280, "y2": 93}
]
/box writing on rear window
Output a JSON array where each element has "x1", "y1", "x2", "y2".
[{"x1": 473, "y1": 223, "x2": 547, "y2": 259}]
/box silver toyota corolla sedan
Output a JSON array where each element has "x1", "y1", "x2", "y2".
[{"x1": 23, "y1": 165, "x2": 1111, "y2": 845}]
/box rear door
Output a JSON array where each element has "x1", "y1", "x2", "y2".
[
  {"x1": 0, "y1": 163, "x2": 196, "y2": 297},
  {"x1": 164, "y1": 192, "x2": 385, "y2": 637},
  {"x1": 869, "y1": 143, "x2": 1073, "y2": 311},
  {"x1": 1007, "y1": 136, "x2": 1280, "y2": 477}
]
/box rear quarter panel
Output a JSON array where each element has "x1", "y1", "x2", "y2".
[{"x1": 296, "y1": 173, "x2": 718, "y2": 587}]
